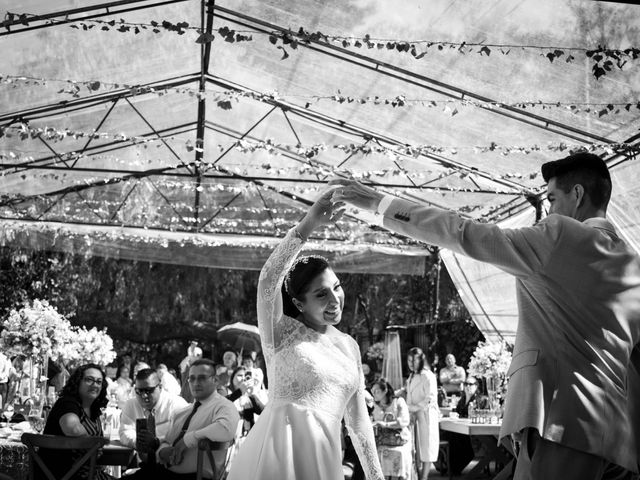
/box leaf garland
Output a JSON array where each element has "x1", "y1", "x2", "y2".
[
  {"x1": 2, "y1": 74, "x2": 638, "y2": 119},
  {"x1": 2, "y1": 12, "x2": 638, "y2": 79},
  {"x1": 1, "y1": 124, "x2": 638, "y2": 162},
  {"x1": 0, "y1": 150, "x2": 543, "y2": 186}
]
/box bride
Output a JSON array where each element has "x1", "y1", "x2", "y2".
[{"x1": 227, "y1": 189, "x2": 383, "y2": 480}]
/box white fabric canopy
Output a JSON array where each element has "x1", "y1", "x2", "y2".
[{"x1": 1, "y1": 0, "x2": 639, "y2": 341}]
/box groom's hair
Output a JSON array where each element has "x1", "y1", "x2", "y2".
[{"x1": 541, "y1": 152, "x2": 612, "y2": 209}]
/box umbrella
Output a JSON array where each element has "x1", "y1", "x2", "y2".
[{"x1": 217, "y1": 322, "x2": 261, "y2": 354}]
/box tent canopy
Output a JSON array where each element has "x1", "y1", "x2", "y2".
[{"x1": 1, "y1": 0, "x2": 639, "y2": 342}]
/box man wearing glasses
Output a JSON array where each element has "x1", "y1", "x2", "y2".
[
  {"x1": 129, "y1": 359, "x2": 238, "y2": 480},
  {"x1": 119, "y1": 368, "x2": 188, "y2": 462}
]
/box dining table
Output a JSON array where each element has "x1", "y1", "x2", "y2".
[
  {"x1": 0, "y1": 422, "x2": 135, "y2": 480},
  {"x1": 439, "y1": 417, "x2": 515, "y2": 479}
]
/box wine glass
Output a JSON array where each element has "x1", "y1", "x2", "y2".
[{"x1": 27, "y1": 411, "x2": 45, "y2": 433}]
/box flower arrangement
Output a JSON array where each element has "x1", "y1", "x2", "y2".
[
  {"x1": 0, "y1": 299, "x2": 76, "y2": 362},
  {"x1": 0, "y1": 300, "x2": 116, "y2": 367},
  {"x1": 68, "y1": 326, "x2": 117, "y2": 367},
  {"x1": 466, "y1": 339, "x2": 512, "y2": 380},
  {"x1": 365, "y1": 341, "x2": 385, "y2": 361}
]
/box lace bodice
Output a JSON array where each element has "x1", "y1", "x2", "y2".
[{"x1": 257, "y1": 228, "x2": 383, "y2": 480}]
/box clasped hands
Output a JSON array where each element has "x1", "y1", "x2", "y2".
[{"x1": 306, "y1": 179, "x2": 383, "y2": 225}]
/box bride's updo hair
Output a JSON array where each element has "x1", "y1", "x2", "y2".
[{"x1": 281, "y1": 255, "x2": 331, "y2": 318}]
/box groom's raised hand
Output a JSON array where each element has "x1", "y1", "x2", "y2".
[{"x1": 329, "y1": 179, "x2": 384, "y2": 212}]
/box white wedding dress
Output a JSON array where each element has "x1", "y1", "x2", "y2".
[{"x1": 227, "y1": 228, "x2": 383, "y2": 480}]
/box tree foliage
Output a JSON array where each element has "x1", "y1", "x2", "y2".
[{"x1": 0, "y1": 246, "x2": 482, "y2": 371}]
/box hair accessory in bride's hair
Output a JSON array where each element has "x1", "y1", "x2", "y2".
[{"x1": 284, "y1": 255, "x2": 329, "y2": 296}]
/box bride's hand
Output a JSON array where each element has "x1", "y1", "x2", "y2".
[
  {"x1": 297, "y1": 188, "x2": 345, "y2": 239},
  {"x1": 308, "y1": 188, "x2": 345, "y2": 225}
]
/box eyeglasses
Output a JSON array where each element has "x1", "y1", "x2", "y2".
[
  {"x1": 187, "y1": 375, "x2": 214, "y2": 384},
  {"x1": 82, "y1": 376, "x2": 103, "y2": 386},
  {"x1": 464, "y1": 382, "x2": 477, "y2": 386},
  {"x1": 135, "y1": 385, "x2": 160, "y2": 396}
]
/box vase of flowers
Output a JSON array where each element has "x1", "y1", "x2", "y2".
[
  {"x1": 467, "y1": 340, "x2": 512, "y2": 412},
  {"x1": 1, "y1": 300, "x2": 78, "y2": 402},
  {"x1": 1, "y1": 299, "x2": 76, "y2": 362}
]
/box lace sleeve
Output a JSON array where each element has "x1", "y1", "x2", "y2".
[
  {"x1": 256, "y1": 228, "x2": 305, "y2": 357},
  {"x1": 344, "y1": 341, "x2": 384, "y2": 480}
]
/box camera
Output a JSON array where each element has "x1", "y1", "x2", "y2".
[{"x1": 244, "y1": 371, "x2": 253, "y2": 380}]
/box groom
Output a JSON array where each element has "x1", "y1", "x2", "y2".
[{"x1": 331, "y1": 152, "x2": 640, "y2": 480}]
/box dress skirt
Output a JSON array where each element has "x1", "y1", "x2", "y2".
[{"x1": 227, "y1": 401, "x2": 343, "y2": 480}]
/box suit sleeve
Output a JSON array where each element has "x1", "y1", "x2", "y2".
[{"x1": 382, "y1": 198, "x2": 561, "y2": 278}]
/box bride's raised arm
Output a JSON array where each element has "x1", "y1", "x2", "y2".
[{"x1": 256, "y1": 189, "x2": 342, "y2": 354}]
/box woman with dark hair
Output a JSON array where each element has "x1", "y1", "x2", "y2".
[
  {"x1": 397, "y1": 348, "x2": 439, "y2": 480},
  {"x1": 227, "y1": 190, "x2": 383, "y2": 480},
  {"x1": 40, "y1": 363, "x2": 114, "y2": 480},
  {"x1": 371, "y1": 379, "x2": 412, "y2": 480}
]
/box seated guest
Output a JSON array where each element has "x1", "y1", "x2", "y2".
[
  {"x1": 130, "y1": 359, "x2": 238, "y2": 480},
  {"x1": 441, "y1": 376, "x2": 490, "y2": 476},
  {"x1": 40, "y1": 363, "x2": 115, "y2": 480},
  {"x1": 179, "y1": 348, "x2": 203, "y2": 403},
  {"x1": 370, "y1": 379, "x2": 412, "y2": 480},
  {"x1": 438, "y1": 354, "x2": 466, "y2": 395},
  {"x1": 119, "y1": 368, "x2": 189, "y2": 465},
  {"x1": 157, "y1": 364, "x2": 182, "y2": 397},
  {"x1": 455, "y1": 376, "x2": 489, "y2": 417}
]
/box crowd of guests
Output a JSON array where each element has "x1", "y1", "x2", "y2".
[
  {"x1": 9, "y1": 341, "x2": 484, "y2": 480},
  {"x1": 21, "y1": 344, "x2": 266, "y2": 480},
  {"x1": 357, "y1": 347, "x2": 492, "y2": 480}
]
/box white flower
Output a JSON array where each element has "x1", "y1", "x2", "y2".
[
  {"x1": 467, "y1": 340, "x2": 512, "y2": 381},
  {"x1": 0, "y1": 299, "x2": 114, "y2": 366}
]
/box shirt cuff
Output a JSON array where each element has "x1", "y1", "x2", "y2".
[{"x1": 376, "y1": 194, "x2": 394, "y2": 216}]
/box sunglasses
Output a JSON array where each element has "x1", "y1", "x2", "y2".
[{"x1": 135, "y1": 384, "x2": 160, "y2": 396}]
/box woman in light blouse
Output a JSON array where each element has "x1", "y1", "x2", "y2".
[{"x1": 397, "y1": 348, "x2": 439, "y2": 480}]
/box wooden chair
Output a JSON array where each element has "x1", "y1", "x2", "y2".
[
  {"x1": 21, "y1": 433, "x2": 108, "y2": 480},
  {"x1": 195, "y1": 438, "x2": 234, "y2": 480},
  {"x1": 438, "y1": 439, "x2": 453, "y2": 480}
]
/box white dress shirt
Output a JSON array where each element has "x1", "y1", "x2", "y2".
[
  {"x1": 119, "y1": 389, "x2": 189, "y2": 447},
  {"x1": 159, "y1": 391, "x2": 239, "y2": 476}
]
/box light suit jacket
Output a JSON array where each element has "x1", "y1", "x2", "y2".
[{"x1": 382, "y1": 198, "x2": 640, "y2": 472}]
